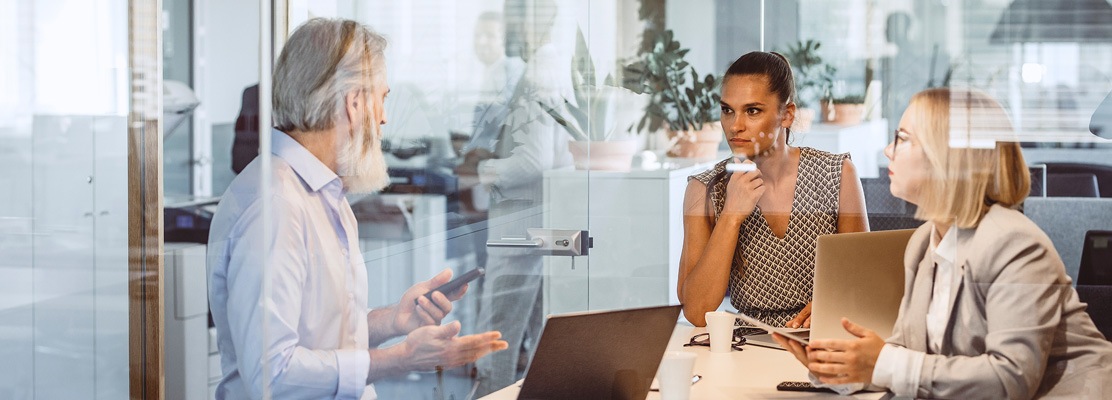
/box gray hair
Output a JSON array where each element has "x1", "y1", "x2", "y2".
[{"x1": 273, "y1": 18, "x2": 387, "y2": 133}]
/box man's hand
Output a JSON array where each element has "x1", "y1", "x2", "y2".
[
  {"x1": 402, "y1": 322, "x2": 509, "y2": 371},
  {"x1": 804, "y1": 318, "x2": 885, "y2": 386},
  {"x1": 455, "y1": 148, "x2": 495, "y2": 176},
  {"x1": 392, "y1": 269, "x2": 467, "y2": 335},
  {"x1": 787, "y1": 301, "x2": 813, "y2": 328}
]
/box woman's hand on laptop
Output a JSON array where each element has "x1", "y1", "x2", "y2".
[
  {"x1": 802, "y1": 318, "x2": 884, "y2": 385},
  {"x1": 787, "y1": 302, "x2": 813, "y2": 328}
]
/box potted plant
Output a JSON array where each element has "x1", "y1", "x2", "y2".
[
  {"x1": 540, "y1": 28, "x2": 644, "y2": 171},
  {"x1": 781, "y1": 39, "x2": 836, "y2": 132},
  {"x1": 823, "y1": 93, "x2": 867, "y2": 125},
  {"x1": 622, "y1": 29, "x2": 722, "y2": 160}
]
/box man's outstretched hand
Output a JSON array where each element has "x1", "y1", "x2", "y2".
[{"x1": 403, "y1": 321, "x2": 509, "y2": 371}]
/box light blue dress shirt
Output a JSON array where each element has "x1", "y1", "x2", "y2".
[{"x1": 208, "y1": 129, "x2": 376, "y2": 399}]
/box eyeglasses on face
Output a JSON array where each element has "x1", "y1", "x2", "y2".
[{"x1": 892, "y1": 129, "x2": 911, "y2": 159}]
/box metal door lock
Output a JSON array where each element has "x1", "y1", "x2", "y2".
[{"x1": 487, "y1": 228, "x2": 590, "y2": 256}]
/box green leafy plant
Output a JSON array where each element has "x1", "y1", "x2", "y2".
[
  {"x1": 621, "y1": 29, "x2": 720, "y2": 133},
  {"x1": 780, "y1": 39, "x2": 836, "y2": 108},
  {"x1": 540, "y1": 27, "x2": 637, "y2": 141}
]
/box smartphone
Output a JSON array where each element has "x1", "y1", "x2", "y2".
[
  {"x1": 731, "y1": 311, "x2": 810, "y2": 345},
  {"x1": 415, "y1": 267, "x2": 485, "y2": 305},
  {"x1": 776, "y1": 381, "x2": 835, "y2": 393}
]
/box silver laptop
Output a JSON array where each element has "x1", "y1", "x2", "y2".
[
  {"x1": 517, "y1": 305, "x2": 681, "y2": 400},
  {"x1": 744, "y1": 229, "x2": 915, "y2": 348}
]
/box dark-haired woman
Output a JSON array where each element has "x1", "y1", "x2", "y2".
[{"x1": 678, "y1": 51, "x2": 869, "y2": 327}]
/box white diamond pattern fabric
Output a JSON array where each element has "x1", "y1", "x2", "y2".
[{"x1": 690, "y1": 147, "x2": 848, "y2": 326}]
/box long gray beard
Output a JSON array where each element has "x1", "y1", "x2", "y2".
[{"x1": 337, "y1": 121, "x2": 390, "y2": 194}]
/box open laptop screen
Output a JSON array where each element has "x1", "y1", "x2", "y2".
[{"x1": 517, "y1": 305, "x2": 681, "y2": 400}]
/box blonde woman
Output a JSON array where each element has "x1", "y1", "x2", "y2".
[{"x1": 774, "y1": 88, "x2": 1112, "y2": 399}]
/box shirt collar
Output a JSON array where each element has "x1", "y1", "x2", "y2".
[
  {"x1": 930, "y1": 225, "x2": 959, "y2": 265},
  {"x1": 271, "y1": 128, "x2": 341, "y2": 193}
]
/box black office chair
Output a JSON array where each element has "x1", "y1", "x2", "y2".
[
  {"x1": 1029, "y1": 164, "x2": 1047, "y2": 197},
  {"x1": 1076, "y1": 285, "x2": 1112, "y2": 340},
  {"x1": 1046, "y1": 173, "x2": 1100, "y2": 198},
  {"x1": 1078, "y1": 231, "x2": 1112, "y2": 286},
  {"x1": 1044, "y1": 163, "x2": 1112, "y2": 198},
  {"x1": 862, "y1": 175, "x2": 923, "y2": 231}
]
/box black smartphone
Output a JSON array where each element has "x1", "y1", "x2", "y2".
[
  {"x1": 415, "y1": 268, "x2": 485, "y2": 305},
  {"x1": 775, "y1": 381, "x2": 836, "y2": 393}
]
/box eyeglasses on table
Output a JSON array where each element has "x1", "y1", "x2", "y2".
[{"x1": 683, "y1": 326, "x2": 765, "y2": 351}]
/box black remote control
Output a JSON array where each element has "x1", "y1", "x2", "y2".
[{"x1": 776, "y1": 381, "x2": 837, "y2": 393}]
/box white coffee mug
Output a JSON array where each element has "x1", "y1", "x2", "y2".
[
  {"x1": 657, "y1": 351, "x2": 697, "y2": 400},
  {"x1": 704, "y1": 311, "x2": 736, "y2": 353}
]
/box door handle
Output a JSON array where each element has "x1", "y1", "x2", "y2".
[
  {"x1": 486, "y1": 237, "x2": 544, "y2": 248},
  {"x1": 486, "y1": 228, "x2": 591, "y2": 256}
]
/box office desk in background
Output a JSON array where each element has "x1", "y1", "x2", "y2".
[{"x1": 482, "y1": 324, "x2": 888, "y2": 399}]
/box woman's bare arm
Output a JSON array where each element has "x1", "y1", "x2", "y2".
[
  {"x1": 678, "y1": 180, "x2": 747, "y2": 326},
  {"x1": 837, "y1": 158, "x2": 869, "y2": 233}
]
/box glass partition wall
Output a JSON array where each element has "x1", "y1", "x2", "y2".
[
  {"x1": 3, "y1": 0, "x2": 1108, "y2": 398},
  {"x1": 0, "y1": 0, "x2": 135, "y2": 398},
  {"x1": 202, "y1": 0, "x2": 1112, "y2": 398}
]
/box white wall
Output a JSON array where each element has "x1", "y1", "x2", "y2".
[
  {"x1": 0, "y1": 1, "x2": 130, "y2": 398},
  {"x1": 203, "y1": 0, "x2": 260, "y2": 125},
  {"x1": 32, "y1": 0, "x2": 128, "y2": 116},
  {"x1": 666, "y1": 0, "x2": 716, "y2": 76}
]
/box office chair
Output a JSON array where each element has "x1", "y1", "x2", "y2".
[
  {"x1": 1047, "y1": 173, "x2": 1100, "y2": 198},
  {"x1": 861, "y1": 175, "x2": 923, "y2": 231},
  {"x1": 1076, "y1": 285, "x2": 1112, "y2": 341},
  {"x1": 1024, "y1": 198, "x2": 1112, "y2": 282},
  {"x1": 1044, "y1": 162, "x2": 1112, "y2": 198},
  {"x1": 1029, "y1": 164, "x2": 1047, "y2": 197}
]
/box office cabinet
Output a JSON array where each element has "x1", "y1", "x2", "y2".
[
  {"x1": 793, "y1": 119, "x2": 888, "y2": 178},
  {"x1": 542, "y1": 162, "x2": 716, "y2": 315},
  {"x1": 164, "y1": 243, "x2": 210, "y2": 400}
]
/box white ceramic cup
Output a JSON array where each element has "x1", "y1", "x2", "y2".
[
  {"x1": 657, "y1": 351, "x2": 698, "y2": 400},
  {"x1": 704, "y1": 311, "x2": 736, "y2": 353}
]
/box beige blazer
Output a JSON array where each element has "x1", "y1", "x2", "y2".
[{"x1": 887, "y1": 205, "x2": 1112, "y2": 399}]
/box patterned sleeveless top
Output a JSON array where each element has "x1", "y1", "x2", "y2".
[{"x1": 689, "y1": 147, "x2": 849, "y2": 327}]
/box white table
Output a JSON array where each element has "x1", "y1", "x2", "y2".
[{"x1": 481, "y1": 324, "x2": 887, "y2": 399}]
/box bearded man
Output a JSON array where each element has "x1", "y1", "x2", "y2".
[{"x1": 207, "y1": 18, "x2": 506, "y2": 400}]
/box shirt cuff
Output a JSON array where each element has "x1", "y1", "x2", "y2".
[
  {"x1": 336, "y1": 349, "x2": 371, "y2": 399},
  {"x1": 872, "y1": 343, "x2": 924, "y2": 397}
]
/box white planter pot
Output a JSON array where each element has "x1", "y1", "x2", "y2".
[{"x1": 568, "y1": 140, "x2": 639, "y2": 171}]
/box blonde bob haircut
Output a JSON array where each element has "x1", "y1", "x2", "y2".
[{"x1": 909, "y1": 87, "x2": 1030, "y2": 229}]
